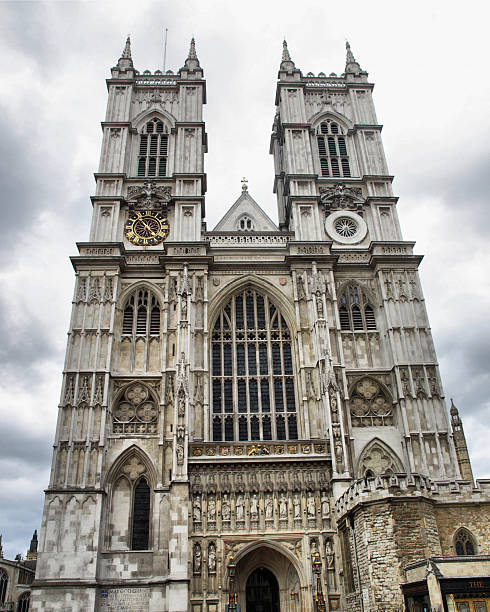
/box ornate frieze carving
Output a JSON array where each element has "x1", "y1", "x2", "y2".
[
  {"x1": 126, "y1": 181, "x2": 171, "y2": 211},
  {"x1": 319, "y1": 183, "x2": 365, "y2": 214}
]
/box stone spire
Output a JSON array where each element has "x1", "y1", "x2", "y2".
[
  {"x1": 28, "y1": 529, "x2": 38, "y2": 557},
  {"x1": 280, "y1": 39, "x2": 296, "y2": 72},
  {"x1": 183, "y1": 37, "x2": 201, "y2": 70},
  {"x1": 450, "y1": 399, "x2": 474, "y2": 484},
  {"x1": 114, "y1": 35, "x2": 134, "y2": 73},
  {"x1": 122, "y1": 35, "x2": 132, "y2": 59},
  {"x1": 345, "y1": 40, "x2": 362, "y2": 74}
]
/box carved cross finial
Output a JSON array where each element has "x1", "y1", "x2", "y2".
[
  {"x1": 122, "y1": 36, "x2": 132, "y2": 59},
  {"x1": 241, "y1": 177, "x2": 248, "y2": 191}
]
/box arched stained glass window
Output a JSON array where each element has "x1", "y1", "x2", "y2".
[
  {"x1": 211, "y1": 289, "x2": 298, "y2": 441},
  {"x1": 454, "y1": 528, "x2": 476, "y2": 556}
]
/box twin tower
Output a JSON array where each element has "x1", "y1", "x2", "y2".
[{"x1": 31, "y1": 38, "x2": 489, "y2": 612}]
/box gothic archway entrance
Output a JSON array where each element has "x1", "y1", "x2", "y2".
[
  {"x1": 229, "y1": 543, "x2": 305, "y2": 612},
  {"x1": 246, "y1": 567, "x2": 280, "y2": 612}
]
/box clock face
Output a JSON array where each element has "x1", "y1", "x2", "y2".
[{"x1": 124, "y1": 210, "x2": 169, "y2": 246}]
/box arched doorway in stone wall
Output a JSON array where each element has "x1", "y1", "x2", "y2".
[
  {"x1": 246, "y1": 568, "x2": 280, "y2": 612},
  {"x1": 229, "y1": 544, "x2": 305, "y2": 612}
]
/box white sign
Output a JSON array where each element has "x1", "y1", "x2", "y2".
[{"x1": 99, "y1": 587, "x2": 150, "y2": 611}]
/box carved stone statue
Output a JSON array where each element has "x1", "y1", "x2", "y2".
[
  {"x1": 250, "y1": 494, "x2": 259, "y2": 519},
  {"x1": 193, "y1": 496, "x2": 201, "y2": 522},
  {"x1": 307, "y1": 494, "x2": 316, "y2": 518},
  {"x1": 293, "y1": 494, "x2": 301, "y2": 518},
  {"x1": 279, "y1": 494, "x2": 288, "y2": 518},
  {"x1": 208, "y1": 497, "x2": 216, "y2": 521},
  {"x1": 297, "y1": 275, "x2": 306, "y2": 300},
  {"x1": 208, "y1": 542, "x2": 216, "y2": 573},
  {"x1": 321, "y1": 492, "x2": 330, "y2": 517},
  {"x1": 236, "y1": 495, "x2": 244, "y2": 521},
  {"x1": 193, "y1": 543, "x2": 202, "y2": 574},
  {"x1": 265, "y1": 496, "x2": 273, "y2": 519},
  {"x1": 325, "y1": 539, "x2": 335, "y2": 569},
  {"x1": 181, "y1": 297, "x2": 188, "y2": 319},
  {"x1": 222, "y1": 494, "x2": 231, "y2": 521}
]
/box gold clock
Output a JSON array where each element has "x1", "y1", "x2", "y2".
[{"x1": 124, "y1": 210, "x2": 169, "y2": 246}]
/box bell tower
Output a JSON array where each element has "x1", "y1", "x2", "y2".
[{"x1": 32, "y1": 37, "x2": 207, "y2": 612}]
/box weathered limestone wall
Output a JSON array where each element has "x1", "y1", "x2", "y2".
[{"x1": 435, "y1": 504, "x2": 490, "y2": 555}]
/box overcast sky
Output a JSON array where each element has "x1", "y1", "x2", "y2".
[{"x1": 1, "y1": 0, "x2": 489, "y2": 560}]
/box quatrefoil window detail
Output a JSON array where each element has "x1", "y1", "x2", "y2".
[
  {"x1": 349, "y1": 378, "x2": 393, "y2": 426},
  {"x1": 113, "y1": 383, "x2": 158, "y2": 434}
]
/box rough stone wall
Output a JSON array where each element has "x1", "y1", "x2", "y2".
[
  {"x1": 352, "y1": 502, "x2": 403, "y2": 612},
  {"x1": 435, "y1": 504, "x2": 490, "y2": 555},
  {"x1": 391, "y1": 499, "x2": 442, "y2": 565}
]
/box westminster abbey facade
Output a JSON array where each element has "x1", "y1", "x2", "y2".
[{"x1": 31, "y1": 38, "x2": 490, "y2": 612}]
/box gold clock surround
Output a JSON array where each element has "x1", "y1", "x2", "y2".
[{"x1": 124, "y1": 210, "x2": 169, "y2": 246}]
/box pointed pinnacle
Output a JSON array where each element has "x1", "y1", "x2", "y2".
[
  {"x1": 346, "y1": 40, "x2": 355, "y2": 64},
  {"x1": 188, "y1": 37, "x2": 197, "y2": 59},
  {"x1": 122, "y1": 35, "x2": 132, "y2": 59},
  {"x1": 282, "y1": 39, "x2": 291, "y2": 62}
]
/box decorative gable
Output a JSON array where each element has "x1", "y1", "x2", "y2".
[{"x1": 213, "y1": 191, "x2": 278, "y2": 232}]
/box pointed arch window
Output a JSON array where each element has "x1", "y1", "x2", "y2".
[
  {"x1": 211, "y1": 289, "x2": 298, "y2": 441},
  {"x1": 17, "y1": 592, "x2": 30, "y2": 612},
  {"x1": 138, "y1": 118, "x2": 168, "y2": 177},
  {"x1": 317, "y1": 120, "x2": 351, "y2": 178},
  {"x1": 122, "y1": 288, "x2": 161, "y2": 338},
  {"x1": 338, "y1": 284, "x2": 376, "y2": 331},
  {"x1": 108, "y1": 456, "x2": 153, "y2": 552},
  {"x1": 132, "y1": 477, "x2": 150, "y2": 550},
  {"x1": 0, "y1": 570, "x2": 7, "y2": 605},
  {"x1": 454, "y1": 528, "x2": 476, "y2": 556}
]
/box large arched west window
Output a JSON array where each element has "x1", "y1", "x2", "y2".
[
  {"x1": 137, "y1": 118, "x2": 169, "y2": 177},
  {"x1": 211, "y1": 289, "x2": 298, "y2": 442},
  {"x1": 316, "y1": 120, "x2": 351, "y2": 178}
]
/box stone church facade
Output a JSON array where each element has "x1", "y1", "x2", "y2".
[{"x1": 31, "y1": 38, "x2": 490, "y2": 612}]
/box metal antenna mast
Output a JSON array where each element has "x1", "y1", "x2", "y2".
[{"x1": 163, "y1": 28, "x2": 168, "y2": 72}]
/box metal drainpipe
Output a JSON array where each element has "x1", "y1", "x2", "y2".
[{"x1": 349, "y1": 514, "x2": 365, "y2": 612}]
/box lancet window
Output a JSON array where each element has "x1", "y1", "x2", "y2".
[
  {"x1": 16, "y1": 592, "x2": 30, "y2": 612},
  {"x1": 317, "y1": 120, "x2": 351, "y2": 178},
  {"x1": 211, "y1": 289, "x2": 298, "y2": 442},
  {"x1": 108, "y1": 453, "x2": 153, "y2": 551},
  {"x1": 122, "y1": 288, "x2": 161, "y2": 338},
  {"x1": 338, "y1": 284, "x2": 376, "y2": 331},
  {"x1": 137, "y1": 118, "x2": 168, "y2": 177},
  {"x1": 0, "y1": 570, "x2": 7, "y2": 605},
  {"x1": 454, "y1": 528, "x2": 476, "y2": 556}
]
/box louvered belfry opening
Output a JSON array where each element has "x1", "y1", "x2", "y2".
[
  {"x1": 138, "y1": 118, "x2": 168, "y2": 177},
  {"x1": 338, "y1": 285, "x2": 376, "y2": 331},
  {"x1": 122, "y1": 289, "x2": 161, "y2": 338},
  {"x1": 317, "y1": 120, "x2": 351, "y2": 178},
  {"x1": 211, "y1": 289, "x2": 298, "y2": 442}
]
